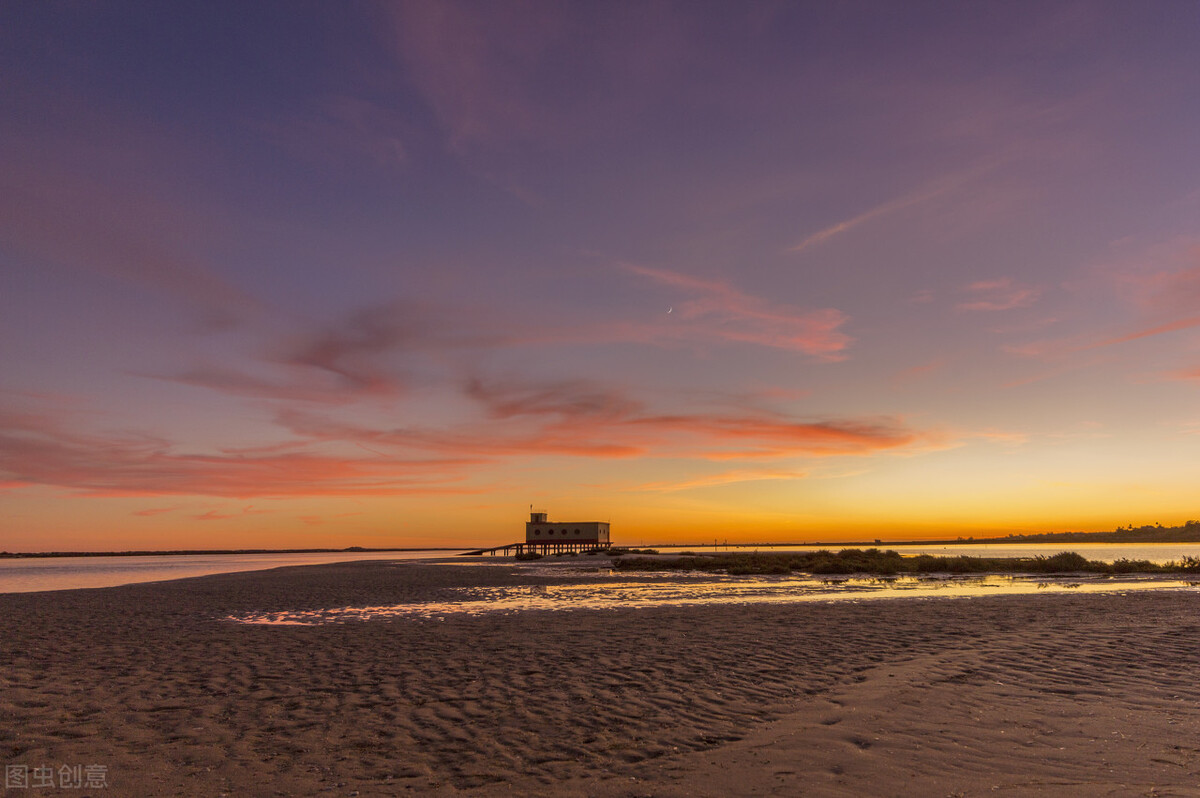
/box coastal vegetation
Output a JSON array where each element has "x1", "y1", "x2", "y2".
[
  {"x1": 994, "y1": 520, "x2": 1200, "y2": 544},
  {"x1": 610, "y1": 548, "x2": 1200, "y2": 576}
]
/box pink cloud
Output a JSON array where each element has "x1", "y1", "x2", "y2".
[
  {"x1": 1113, "y1": 244, "x2": 1200, "y2": 315},
  {"x1": 1166, "y1": 366, "x2": 1200, "y2": 382},
  {"x1": 956, "y1": 278, "x2": 1043, "y2": 312},
  {"x1": 132, "y1": 506, "x2": 179, "y2": 517},
  {"x1": 633, "y1": 413, "x2": 925, "y2": 460},
  {"x1": 1005, "y1": 313, "x2": 1200, "y2": 363},
  {"x1": 1006, "y1": 241, "x2": 1200, "y2": 362},
  {"x1": 153, "y1": 364, "x2": 371, "y2": 405},
  {"x1": 634, "y1": 468, "x2": 810, "y2": 492},
  {"x1": 0, "y1": 408, "x2": 485, "y2": 498},
  {"x1": 1001, "y1": 340, "x2": 1070, "y2": 360},
  {"x1": 298, "y1": 512, "x2": 363, "y2": 527},
  {"x1": 151, "y1": 271, "x2": 847, "y2": 412},
  {"x1": 193, "y1": 506, "x2": 273, "y2": 521},
  {"x1": 276, "y1": 404, "x2": 647, "y2": 460},
  {"x1": 889, "y1": 359, "x2": 946, "y2": 387},
  {"x1": 622, "y1": 264, "x2": 852, "y2": 359},
  {"x1": 280, "y1": 376, "x2": 935, "y2": 462},
  {"x1": 465, "y1": 377, "x2": 642, "y2": 422},
  {"x1": 1, "y1": 367, "x2": 941, "y2": 499},
  {"x1": 1090, "y1": 315, "x2": 1200, "y2": 349},
  {"x1": 152, "y1": 299, "x2": 509, "y2": 403},
  {"x1": 789, "y1": 160, "x2": 1000, "y2": 253},
  {"x1": 282, "y1": 302, "x2": 444, "y2": 394}
]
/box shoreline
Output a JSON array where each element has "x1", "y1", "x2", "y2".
[
  {"x1": 0, "y1": 547, "x2": 457, "y2": 559},
  {"x1": 10, "y1": 531, "x2": 1200, "y2": 559},
  {"x1": 5, "y1": 545, "x2": 1200, "y2": 598},
  {"x1": 3, "y1": 560, "x2": 1200, "y2": 795},
  {"x1": 0, "y1": 551, "x2": 468, "y2": 595}
]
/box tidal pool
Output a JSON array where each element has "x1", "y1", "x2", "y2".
[{"x1": 225, "y1": 569, "x2": 1200, "y2": 625}]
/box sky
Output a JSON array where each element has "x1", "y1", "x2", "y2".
[{"x1": 3, "y1": 1, "x2": 1200, "y2": 551}]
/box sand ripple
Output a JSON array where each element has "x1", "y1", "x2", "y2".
[{"x1": 3, "y1": 561, "x2": 1199, "y2": 796}]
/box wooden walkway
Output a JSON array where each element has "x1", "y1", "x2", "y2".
[{"x1": 460, "y1": 541, "x2": 610, "y2": 557}]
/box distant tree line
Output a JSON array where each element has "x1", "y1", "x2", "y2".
[
  {"x1": 612, "y1": 548, "x2": 1200, "y2": 576},
  {"x1": 999, "y1": 519, "x2": 1200, "y2": 544}
]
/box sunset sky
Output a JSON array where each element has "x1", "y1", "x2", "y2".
[{"x1": 3, "y1": 2, "x2": 1200, "y2": 551}]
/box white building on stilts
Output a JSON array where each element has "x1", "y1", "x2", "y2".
[{"x1": 524, "y1": 510, "x2": 610, "y2": 553}]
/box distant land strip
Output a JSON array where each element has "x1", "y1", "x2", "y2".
[
  {"x1": 0, "y1": 547, "x2": 451, "y2": 559},
  {"x1": 4, "y1": 520, "x2": 1198, "y2": 558},
  {"x1": 612, "y1": 550, "x2": 1200, "y2": 576},
  {"x1": 646, "y1": 520, "x2": 1200, "y2": 549}
]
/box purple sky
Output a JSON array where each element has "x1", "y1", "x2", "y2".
[{"x1": 3, "y1": 1, "x2": 1200, "y2": 549}]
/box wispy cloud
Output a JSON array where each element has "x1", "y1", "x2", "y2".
[
  {"x1": 1114, "y1": 244, "x2": 1200, "y2": 314},
  {"x1": 297, "y1": 511, "x2": 363, "y2": 527},
  {"x1": 132, "y1": 506, "x2": 179, "y2": 517},
  {"x1": 193, "y1": 506, "x2": 273, "y2": 521},
  {"x1": 385, "y1": 0, "x2": 686, "y2": 156},
  {"x1": 1167, "y1": 366, "x2": 1200, "y2": 382},
  {"x1": 789, "y1": 186, "x2": 943, "y2": 254},
  {"x1": 1006, "y1": 244, "x2": 1200, "y2": 361},
  {"x1": 153, "y1": 299, "x2": 508, "y2": 403},
  {"x1": 153, "y1": 269, "x2": 849, "y2": 410},
  {"x1": 889, "y1": 358, "x2": 947, "y2": 387},
  {"x1": 0, "y1": 160, "x2": 261, "y2": 330},
  {"x1": 260, "y1": 95, "x2": 410, "y2": 171},
  {"x1": 634, "y1": 468, "x2": 809, "y2": 492},
  {"x1": 789, "y1": 163, "x2": 997, "y2": 253},
  {"x1": 1089, "y1": 315, "x2": 1200, "y2": 349},
  {"x1": 972, "y1": 429, "x2": 1030, "y2": 446},
  {"x1": 622, "y1": 264, "x2": 852, "y2": 359},
  {"x1": 280, "y1": 375, "x2": 937, "y2": 463},
  {"x1": 465, "y1": 377, "x2": 642, "y2": 422},
  {"x1": 387, "y1": 0, "x2": 557, "y2": 153},
  {"x1": 154, "y1": 363, "x2": 372, "y2": 405},
  {"x1": 0, "y1": 408, "x2": 484, "y2": 498},
  {"x1": 956, "y1": 278, "x2": 1043, "y2": 312},
  {"x1": 24, "y1": 366, "x2": 940, "y2": 502}
]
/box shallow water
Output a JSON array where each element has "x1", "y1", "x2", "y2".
[
  {"x1": 0, "y1": 550, "x2": 464, "y2": 593},
  {"x1": 226, "y1": 569, "x2": 1200, "y2": 624},
  {"x1": 7, "y1": 541, "x2": 1200, "y2": 595}
]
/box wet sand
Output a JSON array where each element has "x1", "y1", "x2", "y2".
[{"x1": 3, "y1": 560, "x2": 1199, "y2": 796}]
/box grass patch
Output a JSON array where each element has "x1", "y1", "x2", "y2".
[{"x1": 609, "y1": 549, "x2": 1200, "y2": 576}]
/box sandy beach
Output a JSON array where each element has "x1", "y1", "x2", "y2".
[{"x1": 3, "y1": 560, "x2": 1200, "y2": 797}]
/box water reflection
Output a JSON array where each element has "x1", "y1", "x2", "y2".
[{"x1": 226, "y1": 570, "x2": 1199, "y2": 625}]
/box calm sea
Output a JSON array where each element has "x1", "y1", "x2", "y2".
[
  {"x1": 660, "y1": 542, "x2": 1200, "y2": 563},
  {"x1": 5, "y1": 542, "x2": 1200, "y2": 595},
  {"x1": 0, "y1": 550, "x2": 464, "y2": 594}
]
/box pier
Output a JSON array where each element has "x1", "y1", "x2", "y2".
[
  {"x1": 460, "y1": 541, "x2": 610, "y2": 557},
  {"x1": 461, "y1": 509, "x2": 613, "y2": 557}
]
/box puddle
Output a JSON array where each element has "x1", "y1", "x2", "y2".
[{"x1": 224, "y1": 571, "x2": 1200, "y2": 625}]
